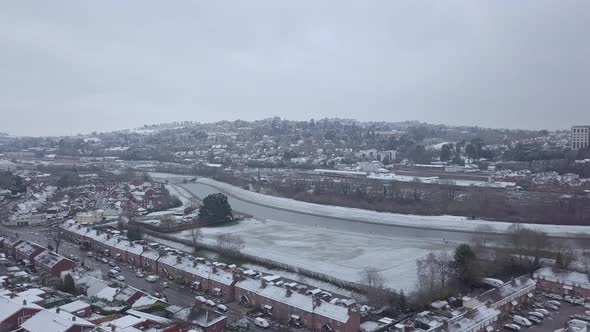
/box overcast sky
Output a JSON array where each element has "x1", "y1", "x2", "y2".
[{"x1": 1, "y1": 1, "x2": 589, "y2": 136}]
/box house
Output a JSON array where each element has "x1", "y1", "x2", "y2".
[
  {"x1": 14, "y1": 241, "x2": 45, "y2": 264},
  {"x1": 113, "y1": 286, "x2": 144, "y2": 305},
  {"x1": 533, "y1": 267, "x2": 590, "y2": 299},
  {"x1": 465, "y1": 275, "x2": 536, "y2": 315},
  {"x1": 20, "y1": 308, "x2": 95, "y2": 332},
  {"x1": 34, "y1": 251, "x2": 76, "y2": 277},
  {"x1": 0, "y1": 295, "x2": 43, "y2": 332},
  {"x1": 140, "y1": 248, "x2": 162, "y2": 274},
  {"x1": 235, "y1": 277, "x2": 360, "y2": 332},
  {"x1": 3, "y1": 237, "x2": 24, "y2": 258},
  {"x1": 172, "y1": 306, "x2": 227, "y2": 332},
  {"x1": 58, "y1": 300, "x2": 92, "y2": 318},
  {"x1": 408, "y1": 304, "x2": 500, "y2": 332}
]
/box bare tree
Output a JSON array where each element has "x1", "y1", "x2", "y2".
[
  {"x1": 190, "y1": 228, "x2": 203, "y2": 251},
  {"x1": 216, "y1": 234, "x2": 245, "y2": 254},
  {"x1": 48, "y1": 225, "x2": 63, "y2": 253},
  {"x1": 358, "y1": 267, "x2": 389, "y2": 307},
  {"x1": 471, "y1": 224, "x2": 495, "y2": 249}
]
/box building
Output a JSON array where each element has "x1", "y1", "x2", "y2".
[
  {"x1": 0, "y1": 295, "x2": 43, "y2": 332},
  {"x1": 20, "y1": 308, "x2": 95, "y2": 332},
  {"x1": 571, "y1": 126, "x2": 590, "y2": 150},
  {"x1": 465, "y1": 275, "x2": 536, "y2": 315},
  {"x1": 33, "y1": 251, "x2": 76, "y2": 277},
  {"x1": 533, "y1": 267, "x2": 590, "y2": 299},
  {"x1": 172, "y1": 306, "x2": 227, "y2": 332},
  {"x1": 58, "y1": 300, "x2": 92, "y2": 318},
  {"x1": 356, "y1": 149, "x2": 397, "y2": 163},
  {"x1": 235, "y1": 277, "x2": 360, "y2": 332},
  {"x1": 14, "y1": 242, "x2": 46, "y2": 265},
  {"x1": 2, "y1": 238, "x2": 24, "y2": 258},
  {"x1": 410, "y1": 304, "x2": 500, "y2": 332}
]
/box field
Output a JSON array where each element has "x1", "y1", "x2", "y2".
[{"x1": 173, "y1": 218, "x2": 456, "y2": 291}]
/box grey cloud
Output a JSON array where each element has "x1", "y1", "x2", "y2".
[{"x1": 1, "y1": 1, "x2": 589, "y2": 136}]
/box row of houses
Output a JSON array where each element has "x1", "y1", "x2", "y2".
[
  {"x1": 0, "y1": 237, "x2": 76, "y2": 278},
  {"x1": 61, "y1": 221, "x2": 361, "y2": 332}
]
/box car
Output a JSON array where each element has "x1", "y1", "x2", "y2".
[
  {"x1": 527, "y1": 315, "x2": 541, "y2": 324},
  {"x1": 94, "y1": 256, "x2": 101, "y2": 261},
  {"x1": 528, "y1": 312, "x2": 544, "y2": 319},
  {"x1": 504, "y1": 324, "x2": 521, "y2": 331},
  {"x1": 513, "y1": 315, "x2": 532, "y2": 327},
  {"x1": 255, "y1": 318, "x2": 270, "y2": 329},
  {"x1": 69, "y1": 255, "x2": 80, "y2": 262},
  {"x1": 108, "y1": 261, "x2": 116, "y2": 267},
  {"x1": 86, "y1": 252, "x2": 93, "y2": 257},
  {"x1": 205, "y1": 299, "x2": 216, "y2": 306},
  {"x1": 535, "y1": 309, "x2": 550, "y2": 316},
  {"x1": 116, "y1": 275, "x2": 125, "y2": 282},
  {"x1": 101, "y1": 258, "x2": 108, "y2": 263},
  {"x1": 546, "y1": 300, "x2": 561, "y2": 307},
  {"x1": 195, "y1": 296, "x2": 207, "y2": 303},
  {"x1": 153, "y1": 292, "x2": 164, "y2": 298},
  {"x1": 216, "y1": 304, "x2": 228, "y2": 312},
  {"x1": 146, "y1": 275, "x2": 158, "y2": 282},
  {"x1": 135, "y1": 271, "x2": 145, "y2": 278},
  {"x1": 545, "y1": 294, "x2": 563, "y2": 301},
  {"x1": 114, "y1": 266, "x2": 121, "y2": 272},
  {"x1": 545, "y1": 303, "x2": 559, "y2": 311},
  {"x1": 162, "y1": 282, "x2": 169, "y2": 288}
]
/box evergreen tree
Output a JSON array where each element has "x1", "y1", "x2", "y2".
[
  {"x1": 63, "y1": 274, "x2": 76, "y2": 294},
  {"x1": 199, "y1": 193, "x2": 233, "y2": 225}
]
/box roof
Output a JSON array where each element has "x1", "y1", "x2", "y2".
[
  {"x1": 173, "y1": 306, "x2": 226, "y2": 327},
  {"x1": 59, "y1": 300, "x2": 91, "y2": 313},
  {"x1": 158, "y1": 254, "x2": 235, "y2": 285},
  {"x1": 105, "y1": 315, "x2": 145, "y2": 328},
  {"x1": 236, "y1": 277, "x2": 351, "y2": 323},
  {"x1": 15, "y1": 241, "x2": 44, "y2": 256},
  {"x1": 0, "y1": 295, "x2": 42, "y2": 323},
  {"x1": 447, "y1": 305, "x2": 500, "y2": 332},
  {"x1": 21, "y1": 309, "x2": 95, "y2": 332},
  {"x1": 477, "y1": 275, "x2": 536, "y2": 306},
  {"x1": 126, "y1": 309, "x2": 172, "y2": 325},
  {"x1": 95, "y1": 287, "x2": 119, "y2": 302},
  {"x1": 534, "y1": 267, "x2": 590, "y2": 290},
  {"x1": 34, "y1": 250, "x2": 74, "y2": 268}
]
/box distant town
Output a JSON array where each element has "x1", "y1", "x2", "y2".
[{"x1": 0, "y1": 118, "x2": 589, "y2": 332}]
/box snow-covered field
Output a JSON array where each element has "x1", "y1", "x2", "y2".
[
  {"x1": 192, "y1": 178, "x2": 590, "y2": 237},
  {"x1": 173, "y1": 218, "x2": 455, "y2": 291}
]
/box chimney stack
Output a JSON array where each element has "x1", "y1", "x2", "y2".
[
  {"x1": 56, "y1": 307, "x2": 61, "y2": 313},
  {"x1": 72, "y1": 316, "x2": 76, "y2": 321}
]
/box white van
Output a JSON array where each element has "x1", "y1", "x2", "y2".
[
  {"x1": 255, "y1": 318, "x2": 270, "y2": 329},
  {"x1": 108, "y1": 269, "x2": 118, "y2": 277},
  {"x1": 481, "y1": 278, "x2": 504, "y2": 288},
  {"x1": 513, "y1": 315, "x2": 532, "y2": 327}
]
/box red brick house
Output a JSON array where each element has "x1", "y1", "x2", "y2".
[
  {"x1": 14, "y1": 242, "x2": 45, "y2": 264},
  {"x1": 0, "y1": 295, "x2": 43, "y2": 332},
  {"x1": 140, "y1": 248, "x2": 162, "y2": 274},
  {"x1": 533, "y1": 267, "x2": 590, "y2": 299},
  {"x1": 3, "y1": 238, "x2": 24, "y2": 258},
  {"x1": 172, "y1": 306, "x2": 227, "y2": 332},
  {"x1": 235, "y1": 277, "x2": 360, "y2": 332},
  {"x1": 20, "y1": 308, "x2": 95, "y2": 332},
  {"x1": 33, "y1": 251, "x2": 76, "y2": 277},
  {"x1": 467, "y1": 275, "x2": 536, "y2": 316}
]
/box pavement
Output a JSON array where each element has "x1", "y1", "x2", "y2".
[{"x1": 0, "y1": 224, "x2": 285, "y2": 332}]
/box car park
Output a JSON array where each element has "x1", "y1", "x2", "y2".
[{"x1": 255, "y1": 318, "x2": 270, "y2": 329}]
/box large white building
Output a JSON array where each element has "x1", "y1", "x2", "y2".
[{"x1": 571, "y1": 125, "x2": 590, "y2": 149}]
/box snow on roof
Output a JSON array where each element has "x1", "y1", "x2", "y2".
[
  {"x1": 158, "y1": 254, "x2": 235, "y2": 285},
  {"x1": 15, "y1": 241, "x2": 43, "y2": 256},
  {"x1": 20, "y1": 309, "x2": 94, "y2": 332},
  {"x1": 446, "y1": 305, "x2": 499, "y2": 332},
  {"x1": 126, "y1": 309, "x2": 172, "y2": 324},
  {"x1": 59, "y1": 300, "x2": 91, "y2": 313},
  {"x1": 34, "y1": 250, "x2": 72, "y2": 268},
  {"x1": 534, "y1": 267, "x2": 590, "y2": 290},
  {"x1": 0, "y1": 295, "x2": 42, "y2": 322},
  {"x1": 236, "y1": 277, "x2": 350, "y2": 323},
  {"x1": 95, "y1": 287, "x2": 119, "y2": 302},
  {"x1": 131, "y1": 295, "x2": 162, "y2": 309},
  {"x1": 105, "y1": 315, "x2": 145, "y2": 328},
  {"x1": 477, "y1": 275, "x2": 536, "y2": 306}
]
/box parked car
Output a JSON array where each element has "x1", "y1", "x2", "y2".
[
  {"x1": 146, "y1": 275, "x2": 158, "y2": 282},
  {"x1": 535, "y1": 309, "x2": 550, "y2": 316},
  {"x1": 527, "y1": 315, "x2": 541, "y2": 324},
  {"x1": 108, "y1": 261, "x2": 116, "y2": 267},
  {"x1": 545, "y1": 294, "x2": 563, "y2": 300},
  {"x1": 101, "y1": 258, "x2": 108, "y2": 263},
  {"x1": 528, "y1": 312, "x2": 544, "y2": 319},
  {"x1": 255, "y1": 318, "x2": 270, "y2": 329},
  {"x1": 216, "y1": 304, "x2": 228, "y2": 312},
  {"x1": 545, "y1": 303, "x2": 559, "y2": 311},
  {"x1": 86, "y1": 252, "x2": 93, "y2": 257},
  {"x1": 546, "y1": 300, "x2": 561, "y2": 307},
  {"x1": 135, "y1": 271, "x2": 145, "y2": 278},
  {"x1": 116, "y1": 275, "x2": 125, "y2": 282},
  {"x1": 195, "y1": 296, "x2": 207, "y2": 303},
  {"x1": 205, "y1": 299, "x2": 216, "y2": 306},
  {"x1": 114, "y1": 266, "x2": 121, "y2": 272},
  {"x1": 162, "y1": 282, "x2": 169, "y2": 288},
  {"x1": 513, "y1": 315, "x2": 532, "y2": 327}
]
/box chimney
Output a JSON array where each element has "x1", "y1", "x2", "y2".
[
  {"x1": 261, "y1": 279, "x2": 267, "y2": 288},
  {"x1": 22, "y1": 299, "x2": 27, "y2": 305},
  {"x1": 56, "y1": 307, "x2": 61, "y2": 313},
  {"x1": 10, "y1": 293, "x2": 15, "y2": 299},
  {"x1": 72, "y1": 316, "x2": 76, "y2": 321},
  {"x1": 193, "y1": 260, "x2": 198, "y2": 267},
  {"x1": 286, "y1": 288, "x2": 292, "y2": 297},
  {"x1": 111, "y1": 325, "x2": 116, "y2": 332}
]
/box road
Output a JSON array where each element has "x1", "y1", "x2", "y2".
[{"x1": 0, "y1": 224, "x2": 279, "y2": 332}]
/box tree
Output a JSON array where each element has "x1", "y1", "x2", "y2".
[
  {"x1": 190, "y1": 228, "x2": 203, "y2": 251},
  {"x1": 199, "y1": 193, "x2": 233, "y2": 225},
  {"x1": 398, "y1": 290, "x2": 408, "y2": 313},
  {"x1": 56, "y1": 173, "x2": 80, "y2": 188},
  {"x1": 216, "y1": 234, "x2": 244, "y2": 254},
  {"x1": 127, "y1": 223, "x2": 144, "y2": 241},
  {"x1": 62, "y1": 274, "x2": 76, "y2": 294},
  {"x1": 48, "y1": 226, "x2": 63, "y2": 254},
  {"x1": 451, "y1": 244, "x2": 479, "y2": 287},
  {"x1": 440, "y1": 144, "x2": 453, "y2": 162},
  {"x1": 358, "y1": 267, "x2": 389, "y2": 307}
]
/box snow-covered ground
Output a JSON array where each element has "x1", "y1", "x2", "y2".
[
  {"x1": 165, "y1": 184, "x2": 194, "y2": 208},
  {"x1": 192, "y1": 178, "x2": 590, "y2": 237},
  {"x1": 173, "y1": 218, "x2": 455, "y2": 291}
]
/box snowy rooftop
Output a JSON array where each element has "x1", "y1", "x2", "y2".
[
  {"x1": 34, "y1": 250, "x2": 72, "y2": 268},
  {"x1": 446, "y1": 305, "x2": 499, "y2": 332},
  {"x1": 59, "y1": 300, "x2": 91, "y2": 313},
  {"x1": 477, "y1": 275, "x2": 536, "y2": 305},
  {"x1": 15, "y1": 241, "x2": 43, "y2": 256},
  {"x1": 534, "y1": 267, "x2": 590, "y2": 290},
  {"x1": 158, "y1": 254, "x2": 235, "y2": 285},
  {"x1": 0, "y1": 295, "x2": 43, "y2": 322},
  {"x1": 236, "y1": 277, "x2": 351, "y2": 323},
  {"x1": 20, "y1": 309, "x2": 94, "y2": 332}
]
